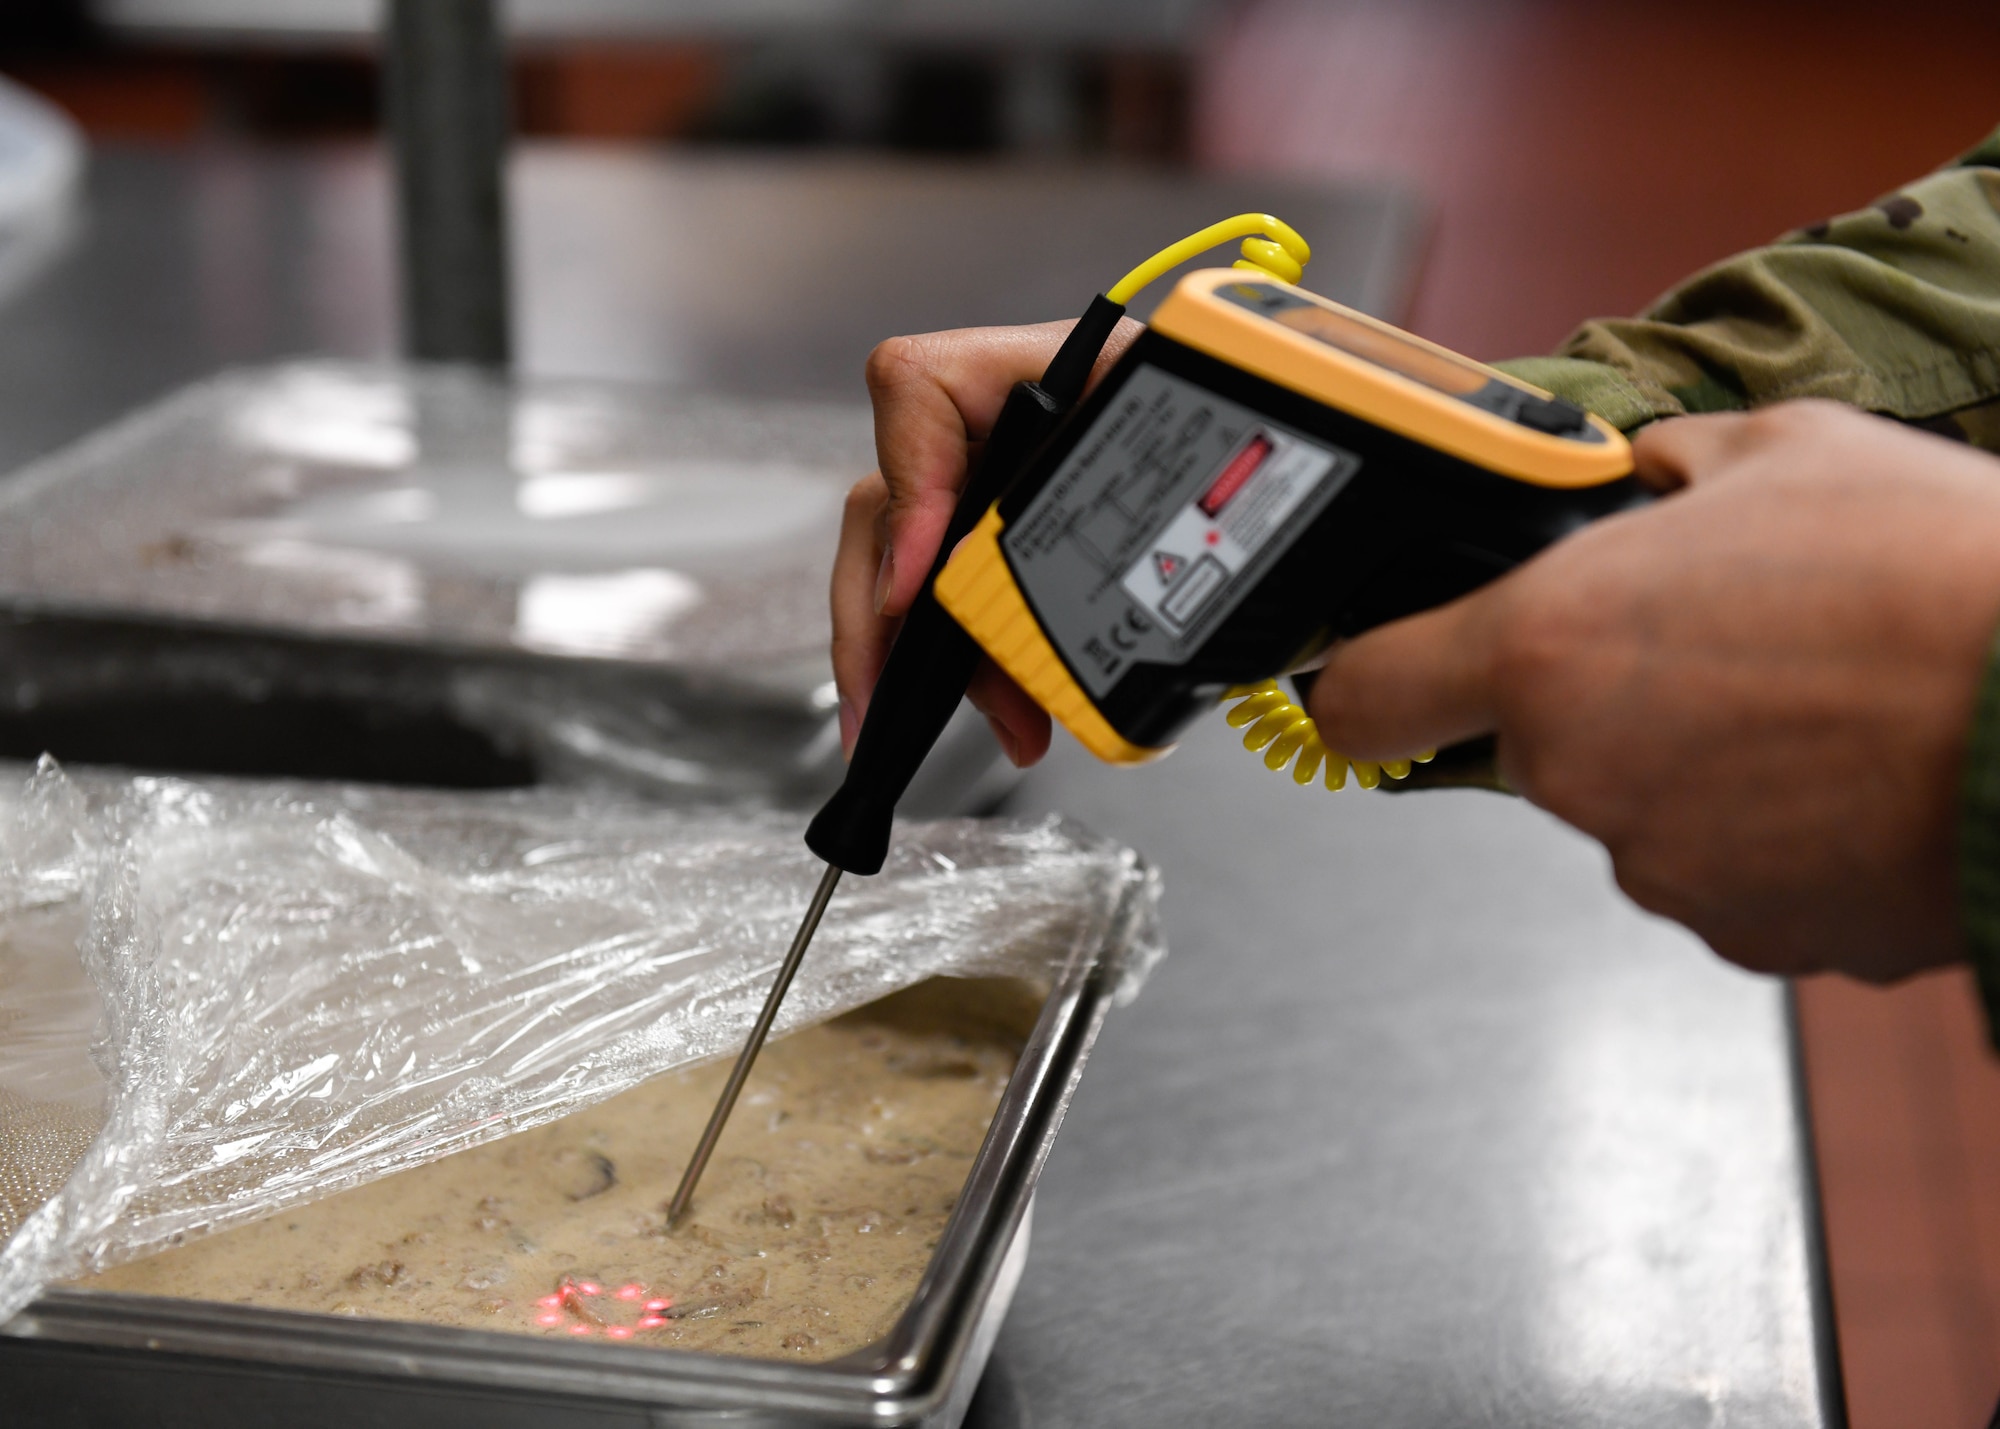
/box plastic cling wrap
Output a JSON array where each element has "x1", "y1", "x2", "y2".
[{"x1": 0, "y1": 759, "x2": 1162, "y2": 1326}]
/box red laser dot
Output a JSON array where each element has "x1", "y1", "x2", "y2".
[
  {"x1": 537, "y1": 1294, "x2": 562, "y2": 1308},
  {"x1": 615, "y1": 1284, "x2": 644, "y2": 1301},
  {"x1": 1205, "y1": 530, "x2": 1220, "y2": 545},
  {"x1": 644, "y1": 1298, "x2": 671, "y2": 1311},
  {"x1": 638, "y1": 1315, "x2": 666, "y2": 1329},
  {"x1": 568, "y1": 1323, "x2": 593, "y2": 1336},
  {"x1": 606, "y1": 1325, "x2": 634, "y2": 1339},
  {"x1": 577, "y1": 1282, "x2": 602, "y2": 1296},
  {"x1": 536, "y1": 1312, "x2": 561, "y2": 1327}
]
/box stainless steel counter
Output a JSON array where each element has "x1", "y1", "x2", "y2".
[
  {"x1": 0, "y1": 141, "x2": 1839, "y2": 1426},
  {"x1": 992, "y1": 721, "x2": 1839, "y2": 1427}
]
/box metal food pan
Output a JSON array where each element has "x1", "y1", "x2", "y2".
[
  {"x1": 0, "y1": 955, "x2": 1122, "y2": 1428},
  {"x1": 0, "y1": 362, "x2": 1010, "y2": 813}
]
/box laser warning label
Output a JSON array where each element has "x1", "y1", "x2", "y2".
[{"x1": 1002, "y1": 364, "x2": 1359, "y2": 698}]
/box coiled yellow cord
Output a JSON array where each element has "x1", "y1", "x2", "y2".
[
  {"x1": 1221, "y1": 681, "x2": 1434, "y2": 792},
  {"x1": 1106, "y1": 214, "x2": 1312, "y2": 306}
]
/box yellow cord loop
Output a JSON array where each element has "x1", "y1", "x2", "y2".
[
  {"x1": 1106, "y1": 214, "x2": 1312, "y2": 307},
  {"x1": 1222, "y1": 681, "x2": 1434, "y2": 793}
]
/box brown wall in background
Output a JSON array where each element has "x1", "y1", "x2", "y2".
[
  {"x1": 1197, "y1": 0, "x2": 2000, "y2": 360},
  {"x1": 1800, "y1": 970, "x2": 2000, "y2": 1428},
  {"x1": 1, "y1": 47, "x2": 724, "y2": 143},
  {"x1": 513, "y1": 47, "x2": 720, "y2": 140},
  {"x1": 2, "y1": 40, "x2": 1184, "y2": 155},
  {"x1": 3, "y1": 53, "x2": 212, "y2": 138}
]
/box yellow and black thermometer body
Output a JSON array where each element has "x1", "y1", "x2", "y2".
[{"x1": 935, "y1": 268, "x2": 1644, "y2": 766}]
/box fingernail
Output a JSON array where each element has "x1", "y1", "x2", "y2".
[
  {"x1": 838, "y1": 697, "x2": 860, "y2": 760},
  {"x1": 872, "y1": 550, "x2": 896, "y2": 615}
]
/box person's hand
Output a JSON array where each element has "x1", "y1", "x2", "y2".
[
  {"x1": 833, "y1": 318, "x2": 1140, "y2": 765},
  {"x1": 1309, "y1": 400, "x2": 2000, "y2": 982}
]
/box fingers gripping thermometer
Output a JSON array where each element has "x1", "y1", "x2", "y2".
[
  {"x1": 667, "y1": 223, "x2": 1646, "y2": 1223},
  {"x1": 937, "y1": 271, "x2": 1647, "y2": 781}
]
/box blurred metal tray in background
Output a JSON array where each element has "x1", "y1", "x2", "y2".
[{"x1": 0, "y1": 360, "x2": 1011, "y2": 808}]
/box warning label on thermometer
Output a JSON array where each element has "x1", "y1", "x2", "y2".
[
  {"x1": 1003, "y1": 364, "x2": 1359, "y2": 698},
  {"x1": 1119, "y1": 429, "x2": 1337, "y2": 633}
]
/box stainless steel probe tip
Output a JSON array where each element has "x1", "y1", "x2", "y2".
[{"x1": 666, "y1": 860, "x2": 844, "y2": 1227}]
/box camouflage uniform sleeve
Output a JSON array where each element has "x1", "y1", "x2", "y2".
[
  {"x1": 1493, "y1": 123, "x2": 2000, "y2": 450},
  {"x1": 1485, "y1": 125, "x2": 2000, "y2": 1040}
]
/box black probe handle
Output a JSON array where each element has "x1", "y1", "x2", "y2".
[
  {"x1": 805, "y1": 380, "x2": 1062, "y2": 875},
  {"x1": 806, "y1": 295, "x2": 1126, "y2": 875}
]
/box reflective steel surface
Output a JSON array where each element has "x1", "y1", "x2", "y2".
[{"x1": 988, "y1": 720, "x2": 1839, "y2": 1427}]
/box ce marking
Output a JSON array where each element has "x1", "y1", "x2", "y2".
[{"x1": 1109, "y1": 607, "x2": 1152, "y2": 651}]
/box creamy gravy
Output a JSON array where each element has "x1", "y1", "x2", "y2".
[{"x1": 76, "y1": 979, "x2": 1034, "y2": 1362}]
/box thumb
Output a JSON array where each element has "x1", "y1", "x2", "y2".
[
  {"x1": 1308, "y1": 587, "x2": 1503, "y2": 762},
  {"x1": 1629, "y1": 409, "x2": 1768, "y2": 493}
]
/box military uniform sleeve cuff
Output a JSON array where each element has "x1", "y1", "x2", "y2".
[
  {"x1": 1955, "y1": 124, "x2": 2000, "y2": 169},
  {"x1": 1959, "y1": 627, "x2": 2000, "y2": 1049},
  {"x1": 1490, "y1": 355, "x2": 1671, "y2": 433}
]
